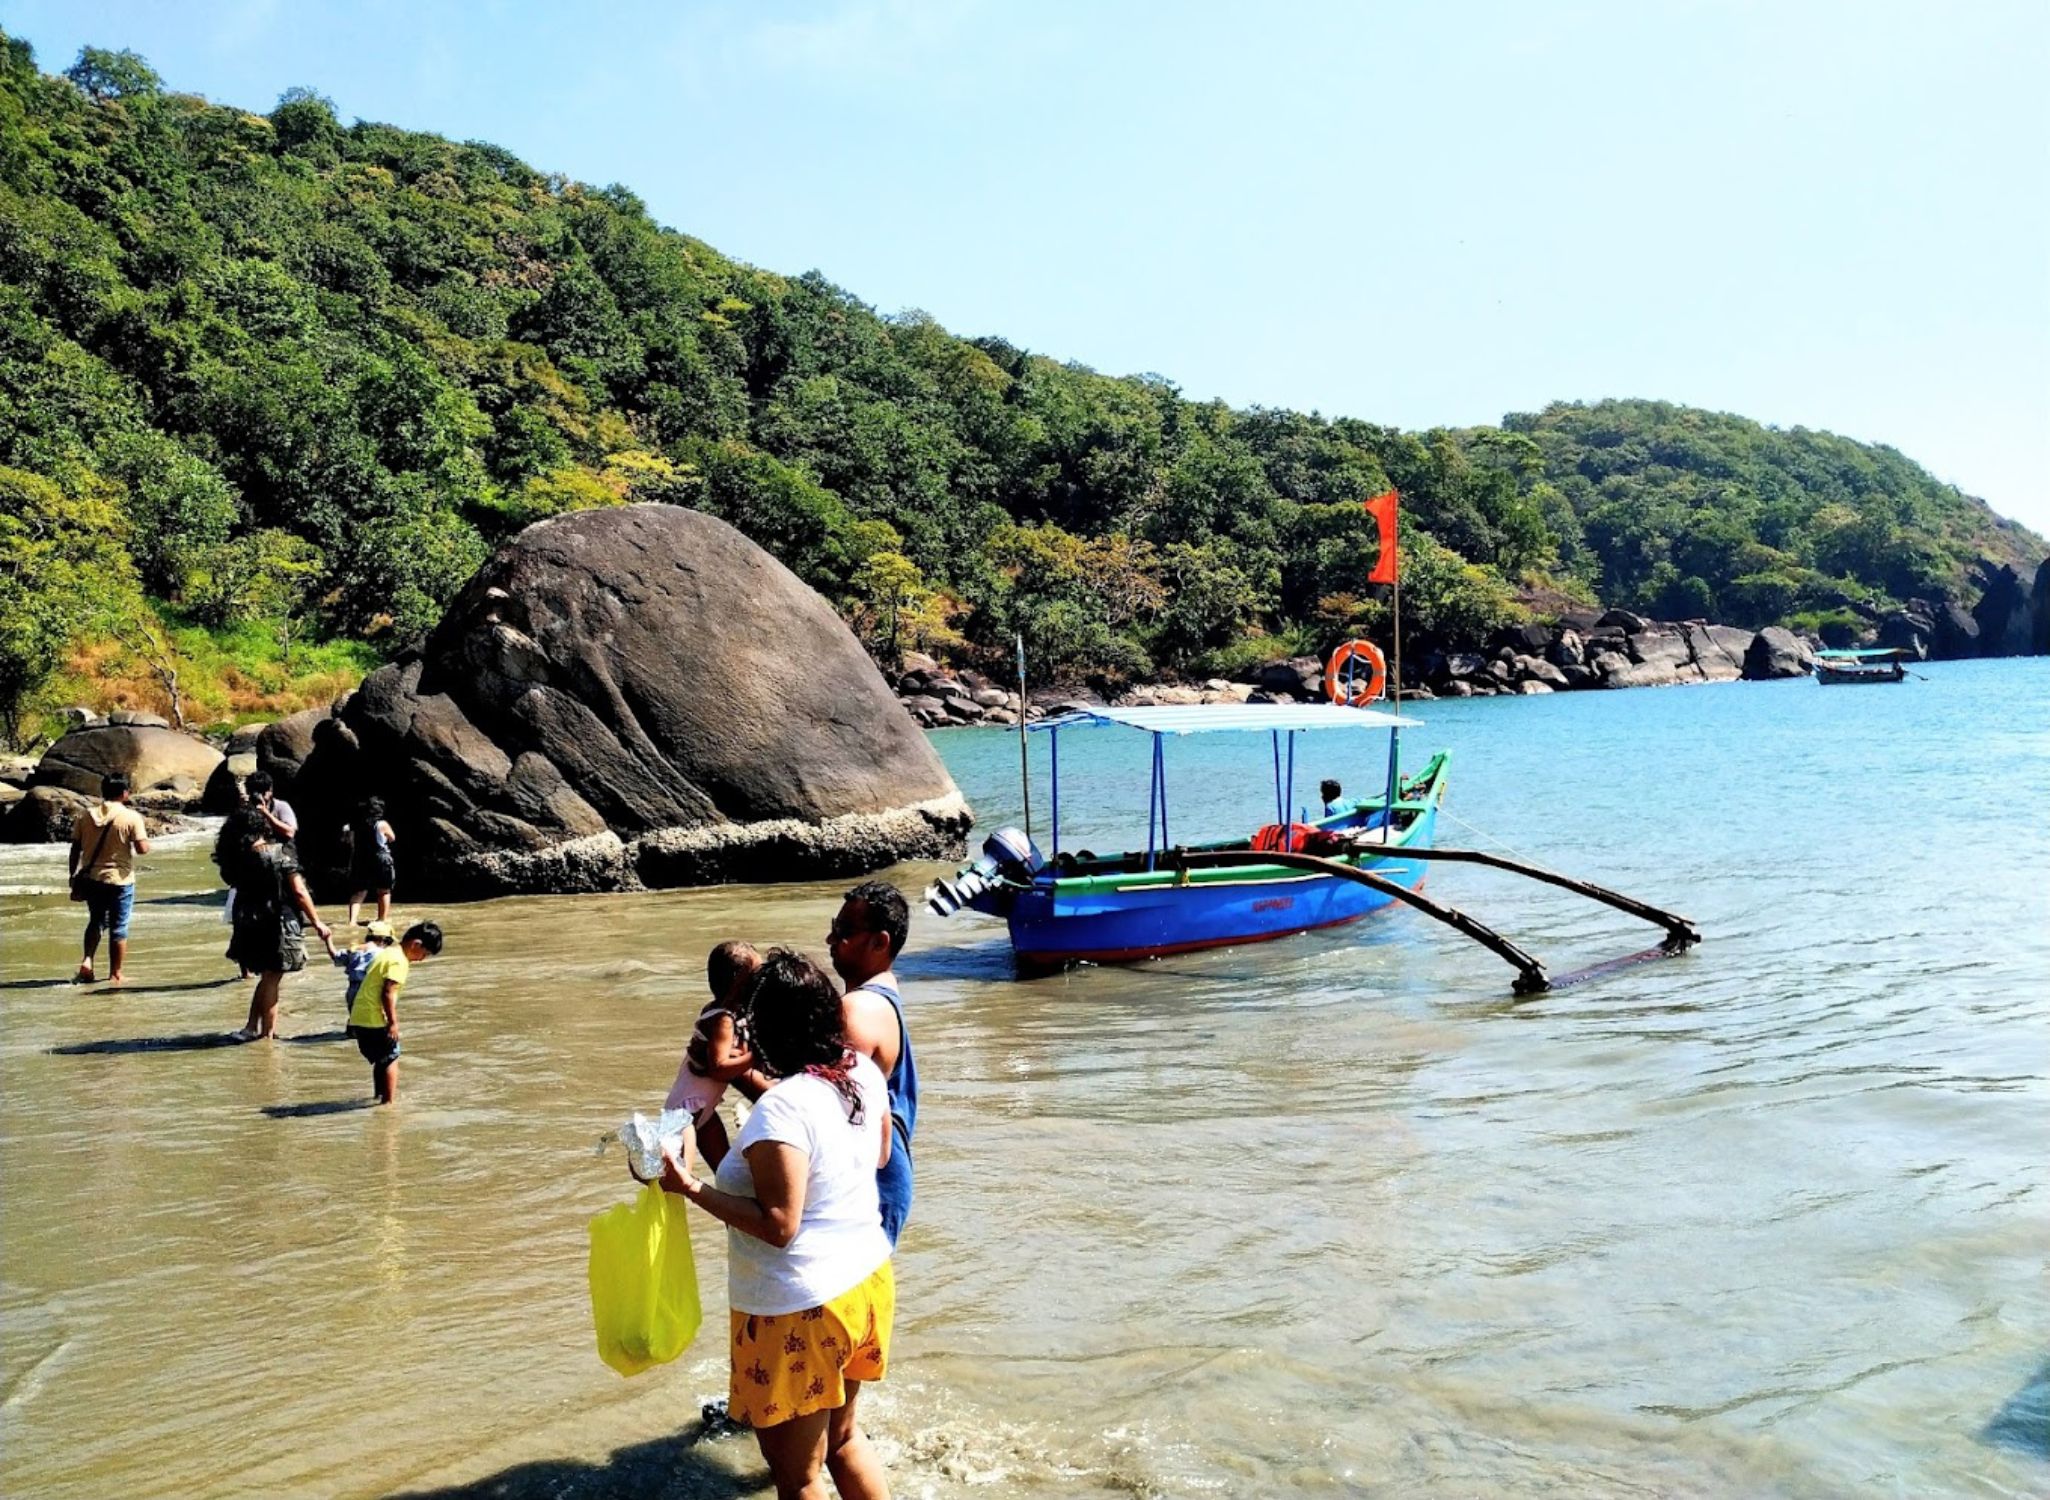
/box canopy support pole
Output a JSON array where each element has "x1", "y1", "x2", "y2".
[
  {"x1": 1144, "y1": 732, "x2": 1162, "y2": 872},
  {"x1": 1156, "y1": 733, "x2": 1170, "y2": 850},
  {"x1": 1270, "y1": 730, "x2": 1284, "y2": 828},
  {"x1": 1284, "y1": 730, "x2": 1296, "y2": 825},
  {"x1": 1016, "y1": 634, "x2": 1032, "y2": 844},
  {"x1": 1049, "y1": 728, "x2": 1060, "y2": 858}
]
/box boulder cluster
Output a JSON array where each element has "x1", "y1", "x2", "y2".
[
  {"x1": 1870, "y1": 559, "x2": 2050, "y2": 661},
  {"x1": 0, "y1": 709, "x2": 235, "y2": 843}
]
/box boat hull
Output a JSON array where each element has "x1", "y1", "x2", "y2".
[{"x1": 1007, "y1": 804, "x2": 1436, "y2": 966}]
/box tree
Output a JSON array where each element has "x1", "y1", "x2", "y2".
[
  {"x1": 0, "y1": 467, "x2": 140, "y2": 745},
  {"x1": 64, "y1": 46, "x2": 159, "y2": 102}
]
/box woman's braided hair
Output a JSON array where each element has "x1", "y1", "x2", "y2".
[{"x1": 744, "y1": 948, "x2": 865, "y2": 1125}]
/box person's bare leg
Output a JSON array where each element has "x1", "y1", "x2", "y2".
[
  {"x1": 77, "y1": 915, "x2": 100, "y2": 981},
  {"x1": 246, "y1": 972, "x2": 282, "y2": 1036},
  {"x1": 826, "y1": 1383, "x2": 889, "y2": 1500},
  {"x1": 375, "y1": 889, "x2": 391, "y2": 922},
  {"x1": 754, "y1": 1408, "x2": 832, "y2": 1500},
  {"x1": 105, "y1": 936, "x2": 128, "y2": 985},
  {"x1": 375, "y1": 1057, "x2": 397, "y2": 1104},
  {"x1": 347, "y1": 891, "x2": 364, "y2": 925}
]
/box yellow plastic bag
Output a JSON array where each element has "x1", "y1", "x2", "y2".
[{"x1": 587, "y1": 1182, "x2": 702, "y2": 1376}]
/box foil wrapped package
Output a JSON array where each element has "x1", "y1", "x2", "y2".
[{"x1": 595, "y1": 1108, "x2": 695, "y2": 1181}]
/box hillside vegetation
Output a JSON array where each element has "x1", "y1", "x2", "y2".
[{"x1": 2, "y1": 32, "x2": 2039, "y2": 742}]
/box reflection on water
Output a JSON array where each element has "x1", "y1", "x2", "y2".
[{"x1": 2, "y1": 660, "x2": 2047, "y2": 1498}]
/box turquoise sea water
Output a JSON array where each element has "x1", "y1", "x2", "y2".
[
  {"x1": 919, "y1": 659, "x2": 2050, "y2": 1495},
  {"x1": 1, "y1": 659, "x2": 2045, "y2": 1498}
]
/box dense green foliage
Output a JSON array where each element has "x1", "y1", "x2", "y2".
[{"x1": 1, "y1": 32, "x2": 2038, "y2": 738}]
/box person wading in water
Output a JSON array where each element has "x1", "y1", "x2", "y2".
[
  {"x1": 824, "y1": 881, "x2": 918, "y2": 1248},
  {"x1": 698, "y1": 883, "x2": 919, "y2": 1247}
]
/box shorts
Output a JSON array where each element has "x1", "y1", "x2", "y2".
[
  {"x1": 729, "y1": 1258, "x2": 893, "y2": 1428},
  {"x1": 348, "y1": 1024, "x2": 400, "y2": 1066},
  {"x1": 227, "y1": 915, "x2": 305, "y2": 975},
  {"x1": 83, "y1": 882, "x2": 135, "y2": 940}
]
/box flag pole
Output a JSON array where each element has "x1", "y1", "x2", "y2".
[{"x1": 1382, "y1": 499, "x2": 1402, "y2": 828}]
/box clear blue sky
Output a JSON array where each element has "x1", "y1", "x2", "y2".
[{"x1": 10, "y1": 0, "x2": 2048, "y2": 532}]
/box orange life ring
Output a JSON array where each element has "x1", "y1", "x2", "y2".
[{"x1": 1325, "y1": 640, "x2": 1387, "y2": 706}]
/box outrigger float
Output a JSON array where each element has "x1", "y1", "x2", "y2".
[{"x1": 926, "y1": 647, "x2": 1702, "y2": 995}]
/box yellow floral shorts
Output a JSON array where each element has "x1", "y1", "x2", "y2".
[{"x1": 729, "y1": 1259, "x2": 894, "y2": 1428}]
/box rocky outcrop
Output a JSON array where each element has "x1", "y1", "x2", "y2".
[
  {"x1": 1972, "y1": 562, "x2": 2035, "y2": 658},
  {"x1": 283, "y1": 505, "x2": 971, "y2": 899},
  {"x1": 0, "y1": 784, "x2": 186, "y2": 843},
  {"x1": 255, "y1": 705, "x2": 327, "y2": 790},
  {"x1": 202, "y1": 752, "x2": 259, "y2": 815},
  {"x1": 2035, "y1": 559, "x2": 2050, "y2": 656},
  {"x1": 1743, "y1": 627, "x2": 1813, "y2": 680},
  {"x1": 28, "y1": 725, "x2": 222, "y2": 803}
]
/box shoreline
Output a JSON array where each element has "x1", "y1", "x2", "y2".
[{"x1": 889, "y1": 611, "x2": 1822, "y2": 728}]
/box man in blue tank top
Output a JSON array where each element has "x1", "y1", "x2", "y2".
[{"x1": 827, "y1": 880, "x2": 918, "y2": 1247}]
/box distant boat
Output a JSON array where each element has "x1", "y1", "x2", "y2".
[{"x1": 1814, "y1": 647, "x2": 1910, "y2": 685}]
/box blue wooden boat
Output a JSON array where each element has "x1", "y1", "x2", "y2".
[{"x1": 926, "y1": 701, "x2": 1445, "y2": 968}]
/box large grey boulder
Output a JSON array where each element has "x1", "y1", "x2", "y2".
[
  {"x1": 1513, "y1": 655, "x2": 1570, "y2": 689},
  {"x1": 288, "y1": 505, "x2": 971, "y2": 899},
  {"x1": 2033, "y1": 558, "x2": 2050, "y2": 655},
  {"x1": 1972, "y1": 562, "x2": 2034, "y2": 657},
  {"x1": 1546, "y1": 630, "x2": 1586, "y2": 669},
  {"x1": 0, "y1": 783, "x2": 184, "y2": 844},
  {"x1": 202, "y1": 752, "x2": 259, "y2": 815},
  {"x1": 30, "y1": 725, "x2": 223, "y2": 801},
  {"x1": 1605, "y1": 627, "x2": 1696, "y2": 687},
  {"x1": 1685, "y1": 623, "x2": 1754, "y2": 681},
  {"x1": 1743, "y1": 627, "x2": 1813, "y2": 680},
  {"x1": 1933, "y1": 601, "x2": 1980, "y2": 660},
  {"x1": 255, "y1": 705, "x2": 327, "y2": 789}
]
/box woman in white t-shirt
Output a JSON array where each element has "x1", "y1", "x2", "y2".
[{"x1": 660, "y1": 949, "x2": 894, "y2": 1500}]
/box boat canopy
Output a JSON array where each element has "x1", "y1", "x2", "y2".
[
  {"x1": 1815, "y1": 647, "x2": 1907, "y2": 660},
  {"x1": 1030, "y1": 702, "x2": 1420, "y2": 736}
]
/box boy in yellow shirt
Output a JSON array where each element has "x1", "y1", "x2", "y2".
[{"x1": 346, "y1": 920, "x2": 443, "y2": 1104}]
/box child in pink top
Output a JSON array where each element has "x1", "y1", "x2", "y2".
[{"x1": 666, "y1": 941, "x2": 764, "y2": 1125}]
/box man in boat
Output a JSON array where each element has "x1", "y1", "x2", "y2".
[
  {"x1": 826, "y1": 881, "x2": 919, "y2": 1247},
  {"x1": 1320, "y1": 778, "x2": 1345, "y2": 817}
]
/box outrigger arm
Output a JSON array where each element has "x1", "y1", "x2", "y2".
[
  {"x1": 1174, "y1": 848, "x2": 1554, "y2": 995},
  {"x1": 1338, "y1": 840, "x2": 1702, "y2": 954},
  {"x1": 1173, "y1": 842, "x2": 1701, "y2": 996}
]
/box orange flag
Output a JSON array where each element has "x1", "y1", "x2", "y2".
[{"x1": 1363, "y1": 489, "x2": 1398, "y2": 585}]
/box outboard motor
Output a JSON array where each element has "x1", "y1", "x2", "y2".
[{"x1": 926, "y1": 826, "x2": 1042, "y2": 917}]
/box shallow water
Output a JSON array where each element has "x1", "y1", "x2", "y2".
[{"x1": 2, "y1": 660, "x2": 2046, "y2": 1498}]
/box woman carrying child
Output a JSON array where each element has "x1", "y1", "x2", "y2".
[{"x1": 657, "y1": 950, "x2": 894, "y2": 1500}]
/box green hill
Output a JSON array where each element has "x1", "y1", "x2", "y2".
[{"x1": 2, "y1": 32, "x2": 2039, "y2": 740}]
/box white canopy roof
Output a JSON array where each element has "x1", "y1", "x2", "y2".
[{"x1": 1029, "y1": 702, "x2": 1420, "y2": 736}]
